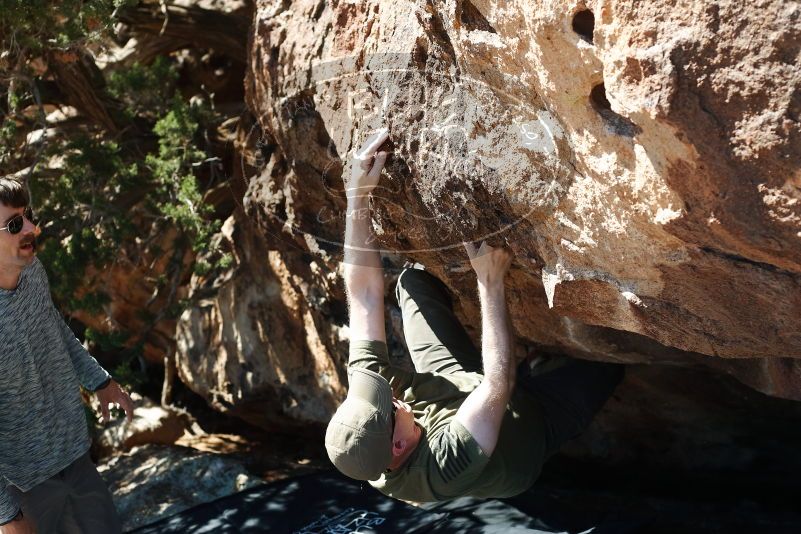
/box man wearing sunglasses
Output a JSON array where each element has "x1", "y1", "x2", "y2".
[
  {"x1": 0, "y1": 178, "x2": 132, "y2": 534},
  {"x1": 325, "y1": 129, "x2": 623, "y2": 502}
]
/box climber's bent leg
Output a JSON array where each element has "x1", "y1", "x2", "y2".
[
  {"x1": 395, "y1": 267, "x2": 482, "y2": 374},
  {"x1": 518, "y1": 359, "x2": 625, "y2": 458}
]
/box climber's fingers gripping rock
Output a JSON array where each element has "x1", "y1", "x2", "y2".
[
  {"x1": 347, "y1": 128, "x2": 389, "y2": 200},
  {"x1": 464, "y1": 241, "x2": 514, "y2": 288}
]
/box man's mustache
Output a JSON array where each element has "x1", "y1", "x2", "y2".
[{"x1": 20, "y1": 237, "x2": 36, "y2": 248}]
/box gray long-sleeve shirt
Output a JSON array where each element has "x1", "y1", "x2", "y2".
[{"x1": 0, "y1": 258, "x2": 110, "y2": 523}]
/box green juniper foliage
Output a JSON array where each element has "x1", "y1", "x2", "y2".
[
  {"x1": 148, "y1": 97, "x2": 219, "y2": 257},
  {"x1": 0, "y1": 119, "x2": 17, "y2": 169},
  {"x1": 1, "y1": 2, "x2": 231, "y2": 399},
  {"x1": 0, "y1": 0, "x2": 135, "y2": 52},
  {"x1": 107, "y1": 57, "x2": 179, "y2": 118},
  {"x1": 33, "y1": 137, "x2": 138, "y2": 313}
]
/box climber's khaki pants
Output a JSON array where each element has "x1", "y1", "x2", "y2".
[{"x1": 8, "y1": 453, "x2": 122, "y2": 534}]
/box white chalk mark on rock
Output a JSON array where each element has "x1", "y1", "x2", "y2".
[{"x1": 519, "y1": 110, "x2": 564, "y2": 157}]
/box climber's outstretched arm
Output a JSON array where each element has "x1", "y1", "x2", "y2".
[
  {"x1": 343, "y1": 128, "x2": 390, "y2": 342},
  {"x1": 455, "y1": 242, "x2": 515, "y2": 456}
]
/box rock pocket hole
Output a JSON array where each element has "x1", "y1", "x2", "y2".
[
  {"x1": 460, "y1": 0, "x2": 497, "y2": 34},
  {"x1": 572, "y1": 9, "x2": 595, "y2": 43},
  {"x1": 590, "y1": 83, "x2": 641, "y2": 137},
  {"x1": 590, "y1": 83, "x2": 611, "y2": 111}
]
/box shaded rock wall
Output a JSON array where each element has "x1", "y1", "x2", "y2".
[
  {"x1": 174, "y1": 0, "x2": 801, "y2": 438},
  {"x1": 175, "y1": 208, "x2": 348, "y2": 429}
]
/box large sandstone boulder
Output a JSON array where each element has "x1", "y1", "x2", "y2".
[
  {"x1": 175, "y1": 214, "x2": 348, "y2": 429},
  {"x1": 175, "y1": 0, "x2": 801, "y2": 435}
]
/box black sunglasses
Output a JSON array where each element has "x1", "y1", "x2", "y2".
[{"x1": 1, "y1": 207, "x2": 35, "y2": 235}]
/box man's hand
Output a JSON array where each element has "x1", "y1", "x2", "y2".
[
  {"x1": 347, "y1": 128, "x2": 389, "y2": 200},
  {"x1": 1, "y1": 513, "x2": 34, "y2": 534},
  {"x1": 95, "y1": 379, "x2": 134, "y2": 424},
  {"x1": 463, "y1": 241, "x2": 513, "y2": 288}
]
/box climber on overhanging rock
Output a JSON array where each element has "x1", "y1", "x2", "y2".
[{"x1": 325, "y1": 128, "x2": 625, "y2": 502}]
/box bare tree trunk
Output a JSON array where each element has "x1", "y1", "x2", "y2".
[
  {"x1": 48, "y1": 49, "x2": 124, "y2": 133},
  {"x1": 117, "y1": 3, "x2": 251, "y2": 64},
  {"x1": 161, "y1": 349, "x2": 177, "y2": 406}
]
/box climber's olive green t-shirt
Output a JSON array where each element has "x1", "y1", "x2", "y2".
[{"x1": 348, "y1": 340, "x2": 547, "y2": 502}]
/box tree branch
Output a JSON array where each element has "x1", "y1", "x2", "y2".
[
  {"x1": 47, "y1": 49, "x2": 125, "y2": 133},
  {"x1": 116, "y1": 3, "x2": 251, "y2": 64}
]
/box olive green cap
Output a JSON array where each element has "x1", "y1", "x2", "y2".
[{"x1": 325, "y1": 367, "x2": 393, "y2": 481}]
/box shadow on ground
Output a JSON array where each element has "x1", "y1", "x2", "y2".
[{"x1": 129, "y1": 466, "x2": 801, "y2": 534}]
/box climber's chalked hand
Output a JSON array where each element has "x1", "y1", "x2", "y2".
[
  {"x1": 348, "y1": 128, "x2": 390, "y2": 199},
  {"x1": 464, "y1": 241, "x2": 513, "y2": 288}
]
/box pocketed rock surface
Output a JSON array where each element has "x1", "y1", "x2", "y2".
[{"x1": 173, "y1": 0, "x2": 801, "y2": 430}]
